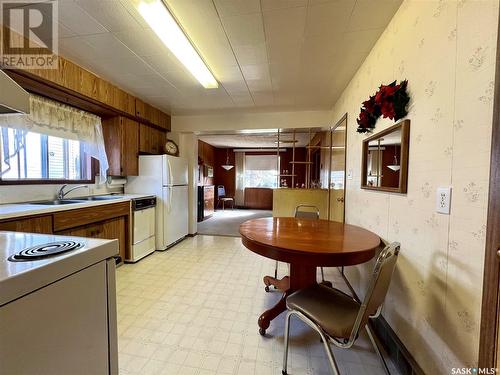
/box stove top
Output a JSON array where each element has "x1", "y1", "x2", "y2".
[
  {"x1": 8, "y1": 240, "x2": 84, "y2": 262},
  {"x1": 0, "y1": 231, "x2": 119, "y2": 306}
]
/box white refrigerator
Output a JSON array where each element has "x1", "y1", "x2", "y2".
[{"x1": 126, "y1": 155, "x2": 189, "y2": 250}]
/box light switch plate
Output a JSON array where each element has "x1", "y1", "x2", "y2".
[
  {"x1": 436, "y1": 187, "x2": 452, "y2": 214},
  {"x1": 347, "y1": 169, "x2": 353, "y2": 180}
]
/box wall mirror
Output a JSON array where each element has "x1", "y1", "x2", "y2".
[{"x1": 361, "y1": 120, "x2": 410, "y2": 193}]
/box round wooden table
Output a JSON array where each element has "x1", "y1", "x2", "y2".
[{"x1": 240, "y1": 217, "x2": 381, "y2": 335}]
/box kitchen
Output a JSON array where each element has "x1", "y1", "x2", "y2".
[{"x1": 0, "y1": 1, "x2": 499, "y2": 375}]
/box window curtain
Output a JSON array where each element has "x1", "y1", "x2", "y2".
[
  {"x1": 234, "y1": 151, "x2": 245, "y2": 206},
  {"x1": 0, "y1": 94, "x2": 109, "y2": 183}
]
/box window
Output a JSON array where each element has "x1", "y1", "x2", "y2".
[
  {"x1": 244, "y1": 154, "x2": 278, "y2": 188},
  {"x1": 0, "y1": 128, "x2": 91, "y2": 182}
]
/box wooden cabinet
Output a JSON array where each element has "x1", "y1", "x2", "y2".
[
  {"x1": 139, "y1": 123, "x2": 166, "y2": 155},
  {"x1": 56, "y1": 217, "x2": 126, "y2": 262},
  {"x1": 203, "y1": 185, "x2": 215, "y2": 218},
  {"x1": 53, "y1": 201, "x2": 131, "y2": 263},
  {"x1": 103, "y1": 116, "x2": 140, "y2": 176},
  {"x1": 0, "y1": 202, "x2": 131, "y2": 264},
  {"x1": 0, "y1": 215, "x2": 52, "y2": 234},
  {"x1": 136, "y1": 99, "x2": 171, "y2": 130}
]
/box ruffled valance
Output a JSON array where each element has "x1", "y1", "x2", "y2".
[{"x1": 0, "y1": 94, "x2": 109, "y2": 183}]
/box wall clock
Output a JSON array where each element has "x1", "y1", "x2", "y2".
[{"x1": 164, "y1": 139, "x2": 179, "y2": 156}]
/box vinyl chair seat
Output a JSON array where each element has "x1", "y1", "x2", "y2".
[
  {"x1": 286, "y1": 284, "x2": 360, "y2": 339},
  {"x1": 220, "y1": 197, "x2": 234, "y2": 201}
]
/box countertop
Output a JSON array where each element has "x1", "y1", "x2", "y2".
[
  {"x1": 0, "y1": 194, "x2": 153, "y2": 221},
  {"x1": 0, "y1": 231, "x2": 118, "y2": 305}
]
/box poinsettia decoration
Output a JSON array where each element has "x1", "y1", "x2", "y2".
[{"x1": 356, "y1": 80, "x2": 410, "y2": 133}]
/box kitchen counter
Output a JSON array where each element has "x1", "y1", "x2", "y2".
[
  {"x1": 0, "y1": 194, "x2": 152, "y2": 221},
  {"x1": 0, "y1": 231, "x2": 118, "y2": 306}
]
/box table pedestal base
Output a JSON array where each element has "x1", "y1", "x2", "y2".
[{"x1": 258, "y1": 264, "x2": 317, "y2": 335}]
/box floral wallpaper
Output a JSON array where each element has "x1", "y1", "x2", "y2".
[{"x1": 329, "y1": 0, "x2": 498, "y2": 372}]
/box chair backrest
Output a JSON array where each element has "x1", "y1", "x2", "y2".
[
  {"x1": 217, "y1": 185, "x2": 226, "y2": 197},
  {"x1": 294, "y1": 204, "x2": 320, "y2": 220},
  {"x1": 348, "y1": 242, "x2": 400, "y2": 342}
]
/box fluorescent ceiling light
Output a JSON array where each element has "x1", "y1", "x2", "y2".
[{"x1": 138, "y1": 0, "x2": 218, "y2": 89}]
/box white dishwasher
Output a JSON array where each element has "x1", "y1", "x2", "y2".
[{"x1": 128, "y1": 196, "x2": 157, "y2": 262}]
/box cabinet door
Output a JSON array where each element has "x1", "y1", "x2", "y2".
[
  {"x1": 121, "y1": 118, "x2": 139, "y2": 176},
  {"x1": 98, "y1": 217, "x2": 126, "y2": 263},
  {"x1": 139, "y1": 123, "x2": 152, "y2": 154},
  {"x1": 55, "y1": 217, "x2": 127, "y2": 263},
  {"x1": 139, "y1": 124, "x2": 166, "y2": 155},
  {"x1": 0, "y1": 216, "x2": 52, "y2": 234}
]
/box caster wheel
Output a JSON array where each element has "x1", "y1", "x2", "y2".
[
  {"x1": 259, "y1": 328, "x2": 266, "y2": 336},
  {"x1": 282, "y1": 371, "x2": 288, "y2": 375},
  {"x1": 265, "y1": 285, "x2": 270, "y2": 292}
]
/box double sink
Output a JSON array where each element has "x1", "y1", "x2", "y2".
[{"x1": 31, "y1": 195, "x2": 122, "y2": 205}]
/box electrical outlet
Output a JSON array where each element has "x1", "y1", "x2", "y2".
[{"x1": 436, "y1": 187, "x2": 452, "y2": 214}]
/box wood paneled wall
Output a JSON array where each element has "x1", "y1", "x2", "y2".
[
  {"x1": 198, "y1": 140, "x2": 215, "y2": 186},
  {"x1": 214, "y1": 148, "x2": 236, "y2": 199},
  {"x1": 2, "y1": 25, "x2": 170, "y2": 131}
]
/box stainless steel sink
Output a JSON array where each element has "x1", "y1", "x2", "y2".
[
  {"x1": 74, "y1": 195, "x2": 122, "y2": 201},
  {"x1": 30, "y1": 199, "x2": 84, "y2": 205}
]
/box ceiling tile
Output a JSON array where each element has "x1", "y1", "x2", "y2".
[
  {"x1": 57, "y1": 1, "x2": 107, "y2": 36},
  {"x1": 113, "y1": 27, "x2": 165, "y2": 57},
  {"x1": 74, "y1": 0, "x2": 142, "y2": 32},
  {"x1": 305, "y1": 0, "x2": 355, "y2": 37},
  {"x1": 230, "y1": 92, "x2": 255, "y2": 107},
  {"x1": 214, "y1": 0, "x2": 261, "y2": 17},
  {"x1": 58, "y1": 23, "x2": 76, "y2": 39},
  {"x1": 342, "y1": 29, "x2": 385, "y2": 54},
  {"x1": 348, "y1": 0, "x2": 402, "y2": 32},
  {"x1": 266, "y1": 39, "x2": 302, "y2": 64},
  {"x1": 55, "y1": 0, "x2": 401, "y2": 115},
  {"x1": 252, "y1": 91, "x2": 274, "y2": 106},
  {"x1": 261, "y1": 0, "x2": 308, "y2": 12},
  {"x1": 233, "y1": 43, "x2": 268, "y2": 65},
  {"x1": 220, "y1": 13, "x2": 265, "y2": 46},
  {"x1": 263, "y1": 6, "x2": 307, "y2": 44}
]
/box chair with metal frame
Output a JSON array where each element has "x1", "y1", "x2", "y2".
[
  {"x1": 216, "y1": 185, "x2": 234, "y2": 210},
  {"x1": 281, "y1": 242, "x2": 401, "y2": 375},
  {"x1": 266, "y1": 204, "x2": 328, "y2": 292}
]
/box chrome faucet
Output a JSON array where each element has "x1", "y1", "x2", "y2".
[{"x1": 57, "y1": 184, "x2": 88, "y2": 200}]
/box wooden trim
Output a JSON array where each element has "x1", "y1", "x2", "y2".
[
  {"x1": 0, "y1": 178, "x2": 93, "y2": 186},
  {"x1": 333, "y1": 113, "x2": 348, "y2": 223},
  {"x1": 478, "y1": 6, "x2": 500, "y2": 367},
  {"x1": 6, "y1": 69, "x2": 170, "y2": 132},
  {"x1": 361, "y1": 120, "x2": 410, "y2": 194},
  {"x1": 53, "y1": 201, "x2": 130, "y2": 232}
]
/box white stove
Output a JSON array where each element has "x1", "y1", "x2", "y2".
[{"x1": 0, "y1": 231, "x2": 119, "y2": 375}]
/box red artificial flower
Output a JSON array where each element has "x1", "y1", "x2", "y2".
[{"x1": 380, "y1": 101, "x2": 396, "y2": 119}]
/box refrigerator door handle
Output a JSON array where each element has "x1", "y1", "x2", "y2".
[
  {"x1": 167, "y1": 186, "x2": 173, "y2": 214},
  {"x1": 167, "y1": 159, "x2": 173, "y2": 186}
]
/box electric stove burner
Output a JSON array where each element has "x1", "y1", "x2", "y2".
[{"x1": 8, "y1": 240, "x2": 84, "y2": 262}]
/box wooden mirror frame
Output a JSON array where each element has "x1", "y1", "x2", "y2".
[{"x1": 361, "y1": 119, "x2": 410, "y2": 193}]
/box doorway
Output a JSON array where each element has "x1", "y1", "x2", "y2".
[
  {"x1": 328, "y1": 114, "x2": 347, "y2": 223},
  {"x1": 478, "y1": 11, "x2": 500, "y2": 367}
]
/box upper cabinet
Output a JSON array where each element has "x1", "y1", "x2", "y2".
[
  {"x1": 103, "y1": 117, "x2": 140, "y2": 176},
  {"x1": 139, "y1": 123, "x2": 166, "y2": 155},
  {"x1": 135, "y1": 98, "x2": 171, "y2": 130},
  {"x1": 6, "y1": 47, "x2": 170, "y2": 126}
]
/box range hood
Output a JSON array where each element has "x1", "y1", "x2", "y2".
[{"x1": 0, "y1": 69, "x2": 29, "y2": 114}]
